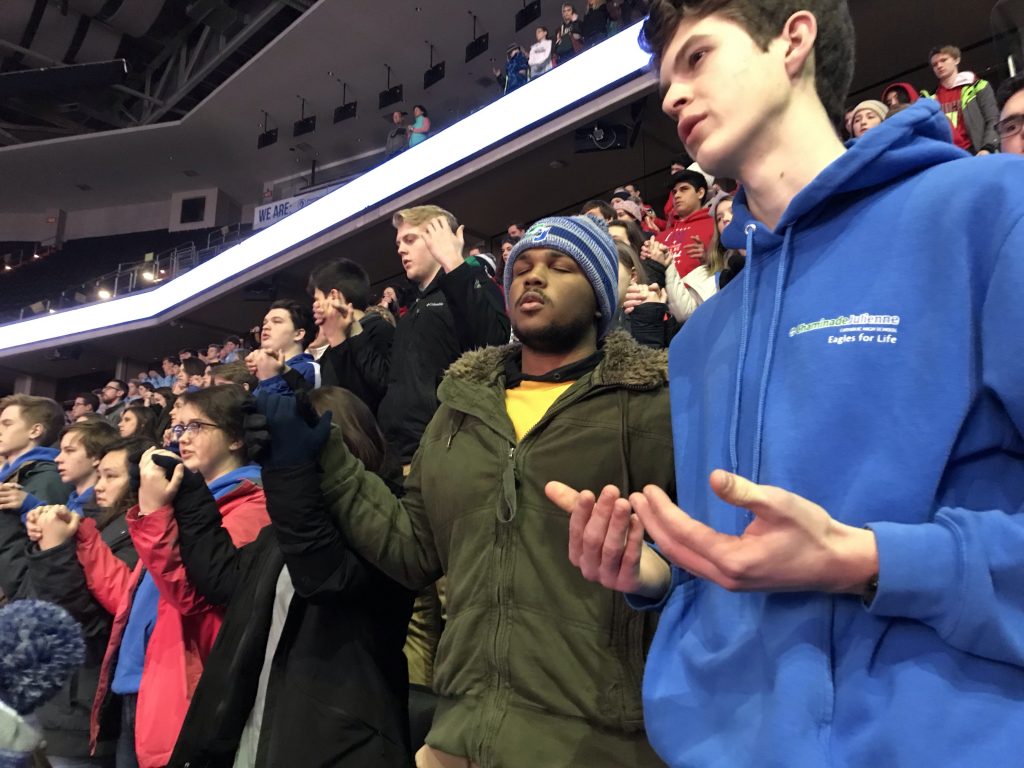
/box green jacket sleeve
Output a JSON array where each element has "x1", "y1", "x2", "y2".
[{"x1": 319, "y1": 426, "x2": 442, "y2": 591}]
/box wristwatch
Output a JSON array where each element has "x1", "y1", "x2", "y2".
[{"x1": 862, "y1": 574, "x2": 879, "y2": 606}]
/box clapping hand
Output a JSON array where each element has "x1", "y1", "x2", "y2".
[
  {"x1": 246, "y1": 349, "x2": 287, "y2": 381},
  {"x1": 640, "y1": 237, "x2": 672, "y2": 267},
  {"x1": 683, "y1": 235, "x2": 706, "y2": 263},
  {"x1": 622, "y1": 283, "x2": 668, "y2": 315}
]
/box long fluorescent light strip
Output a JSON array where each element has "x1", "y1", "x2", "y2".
[{"x1": 0, "y1": 23, "x2": 651, "y2": 352}]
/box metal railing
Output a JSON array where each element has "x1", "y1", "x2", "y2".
[{"x1": 12, "y1": 224, "x2": 251, "y2": 320}]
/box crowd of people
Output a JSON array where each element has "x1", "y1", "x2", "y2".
[{"x1": 1, "y1": 1, "x2": 1023, "y2": 767}]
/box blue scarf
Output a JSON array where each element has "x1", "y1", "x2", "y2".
[
  {"x1": 206, "y1": 464, "x2": 262, "y2": 500},
  {"x1": 0, "y1": 447, "x2": 59, "y2": 483}
]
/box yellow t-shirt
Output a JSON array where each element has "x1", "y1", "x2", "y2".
[{"x1": 505, "y1": 380, "x2": 576, "y2": 442}]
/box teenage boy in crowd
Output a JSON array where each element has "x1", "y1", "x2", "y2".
[
  {"x1": 0, "y1": 394, "x2": 68, "y2": 599},
  {"x1": 997, "y1": 74, "x2": 1024, "y2": 155},
  {"x1": 924, "y1": 44, "x2": 999, "y2": 155},
  {"x1": 54, "y1": 419, "x2": 119, "y2": 519},
  {"x1": 652, "y1": 169, "x2": 715, "y2": 278},
  {"x1": 271, "y1": 213, "x2": 673, "y2": 767},
  {"x1": 549, "y1": 2, "x2": 1024, "y2": 767},
  {"x1": 247, "y1": 298, "x2": 321, "y2": 395},
  {"x1": 308, "y1": 260, "x2": 392, "y2": 412},
  {"x1": 69, "y1": 393, "x2": 99, "y2": 421},
  {"x1": 380, "y1": 205, "x2": 510, "y2": 468}
]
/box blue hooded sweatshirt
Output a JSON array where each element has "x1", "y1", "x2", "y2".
[{"x1": 641, "y1": 100, "x2": 1024, "y2": 767}]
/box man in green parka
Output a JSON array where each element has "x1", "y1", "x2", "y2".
[{"x1": 316, "y1": 214, "x2": 674, "y2": 768}]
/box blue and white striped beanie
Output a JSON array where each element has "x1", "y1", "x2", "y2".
[{"x1": 503, "y1": 215, "x2": 619, "y2": 340}]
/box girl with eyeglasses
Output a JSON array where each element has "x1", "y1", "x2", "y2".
[
  {"x1": 25, "y1": 386, "x2": 269, "y2": 768},
  {"x1": 167, "y1": 388, "x2": 414, "y2": 767}
]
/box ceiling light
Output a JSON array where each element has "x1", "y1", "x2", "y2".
[
  {"x1": 141, "y1": 270, "x2": 155, "y2": 281},
  {"x1": 97, "y1": 288, "x2": 112, "y2": 300}
]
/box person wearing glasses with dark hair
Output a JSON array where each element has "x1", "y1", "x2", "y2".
[
  {"x1": 100, "y1": 380, "x2": 128, "y2": 427},
  {"x1": 996, "y1": 74, "x2": 1024, "y2": 155},
  {"x1": 23, "y1": 385, "x2": 269, "y2": 768}
]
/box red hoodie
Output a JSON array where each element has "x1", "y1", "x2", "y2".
[
  {"x1": 881, "y1": 82, "x2": 920, "y2": 106},
  {"x1": 656, "y1": 206, "x2": 716, "y2": 277}
]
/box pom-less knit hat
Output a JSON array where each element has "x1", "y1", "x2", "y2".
[
  {"x1": 503, "y1": 215, "x2": 619, "y2": 340},
  {"x1": 852, "y1": 99, "x2": 888, "y2": 124}
]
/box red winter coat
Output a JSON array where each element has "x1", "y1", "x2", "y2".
[
  {"x1": 76, "y1": 480, "x2": 268, "y2": 768},
  {"x1": 655, "y1": 206, "x2": 716, "y2": 278}
]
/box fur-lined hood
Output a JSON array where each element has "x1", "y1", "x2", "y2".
[{"x1": 444, "y1": 331, "x2": 667, "y2": 390}]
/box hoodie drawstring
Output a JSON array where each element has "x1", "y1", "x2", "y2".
[
  {"x1": 728, "y1": 223, "x2": 758, "y2": 474},
  {"x1": 728, "y1": 223, "x2": 793, "y2": 485},
  {"x1": 750, "y1": 227, "x2": 793, "y2": 484}
]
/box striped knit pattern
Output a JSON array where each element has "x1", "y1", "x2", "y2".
[{"x1": 503, "y1": 214, "x2": 619, "y2": 339}]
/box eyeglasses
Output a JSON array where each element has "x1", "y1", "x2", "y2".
[
  {"x1": 102, "y1": 384, "x2": 119, "y2": 391},
  {"x1": 996, "y1": 113, "x2": 1024, "y2": 140},
  {"x1": 170, "y1": 420, "x2": 220, "y2": 440}
]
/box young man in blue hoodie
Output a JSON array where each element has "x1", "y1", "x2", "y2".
[
  {"x1": 0, "y1": 394, "x2": 69, "y2": 599},
  {"x1": 548, "y1": 1, "x2": 1024, "y2": 766}
]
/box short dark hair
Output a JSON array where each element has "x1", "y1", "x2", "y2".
[
  {"x1": 181, "y1": 358, "x2": 205, "y2": 378},
  {"x1": 177, "y1": 384, "x2": 247, "y2": 443},
  {"x1": 268, "y1": 298, "x2": 317, "y2": 344},
  {"x1": 108, "y1": 379, "x2": 128, "y2": 397},
  {"x1": 672, "y1": 169, "x2": 709, "y2": 202},
  {"x1": 997, "y1": 73, "x2": 1024, "y2": 109},
  {"x1": 307, "y1": 259, "x2": 371, "y2": 310},
  {"x1": 641, "y1": 0, "x2": 855, "y2": 129},
  {"x1": 224, "y1": 335, "x2": 242, "y2": 346},
  {"x1": 0, "y1": 395, "x2": 65, "y2": 447},
  {"x1": 580, "y1": 200, "x2": 616, "y2": 221},
  {"x1": 178, "y1": 348, "x2": 198, "y2": 358},
  {"x1": 74, "y1": 392, "x2": 99, "y2": 411},
  {"x1": 413, "y1": 104, "x2": 429, "y2": 116},
  {"x1": 138, "y1": 381, "x2": 156, "y2": 394},
  {"x1": 715, "y1": 177, "x2": 739, "y2": 193},
  {"x1": 162, "y1": 355, "x2": 180, "y2": 366},
  {"x1": 62, "y1": 418, "x2": 119, "y2": 459}
]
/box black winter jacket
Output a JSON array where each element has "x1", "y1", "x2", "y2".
[
  {"x1": 319, "y1": 311, "x2": 395, "y2": 414},
  {"x1": 24, "y1": 512, "x2": 137, "y2": 758},
  {"x1": 378, "y1": 262, "x2": 510, "y2": 463},
  {"x1": 168, "y1": 463, "x2": 414, "y2": 768},
  {"x1": 0, "y1": 458, "x2": 69, "y2": 601}
]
